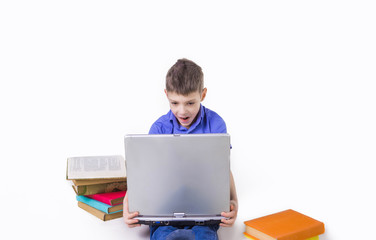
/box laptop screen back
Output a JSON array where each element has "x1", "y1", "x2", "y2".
[{"x1": 124, "y1": 134, "x2": 230, "y2": 217}]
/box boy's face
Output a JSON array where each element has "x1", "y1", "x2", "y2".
[{"x1": 165, "y1": 88, "x2": 207, "y2": 129}]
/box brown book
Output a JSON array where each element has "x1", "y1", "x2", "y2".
[
  {"x1": 72, "y1": 180, "x2": 127, "y2": 195},
  {"x1": 244, "y1": 209, "x2": 325, "y2": 240},
  {"x1": 72, "y1": 178, "x2": 127, "y2": 186},
  {"x1": 77, "y1": 201, "x2": 123, "y2": 221}
]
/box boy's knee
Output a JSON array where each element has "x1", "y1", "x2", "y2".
[
  {"x1": 166, "y1": 229, "x2": 195, "y2": 240},
  {"x1": 191, "y1": 225, "x2": 219, "y2": 240}
]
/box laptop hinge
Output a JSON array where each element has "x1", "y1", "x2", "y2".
[{"x1": 174, "y1": 213, "x2": 185, "y2": 218}]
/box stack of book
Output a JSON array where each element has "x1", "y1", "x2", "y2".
[
  {"x1": 244, "y1": 209, "x2": 325, "y2": 240},
  {"x1": 66, "y1": 155, "x2": 127, "y2": 221}
]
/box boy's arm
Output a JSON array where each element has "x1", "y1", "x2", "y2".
[
  {"x1": 123, "y1": 193, "x2": 141, "y2": 228},
  {"x1": 220, "y1": 170, "x2": 238, "y2": 227},
  {"x1": 230, "y1": 170, "x2": 238, "y2": 207}
]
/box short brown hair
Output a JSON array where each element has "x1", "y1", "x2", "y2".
[{"x1": 165, "y1": 58, "x2": 204, "y2": 95}]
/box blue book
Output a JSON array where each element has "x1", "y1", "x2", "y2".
[{"x1": 76, "y1": 195, "x2": 123, "y2": 214}]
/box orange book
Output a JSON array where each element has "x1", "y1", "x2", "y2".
[
  {"x1": 243, "y1": 209, "x2": 325, "y2": 240},
  {"x1": 244, "y1": 233, "x2": 319, "y2": 240}
]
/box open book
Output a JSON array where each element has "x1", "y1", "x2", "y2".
[{"x1": 66, "y1": 155, "x2": 126, "y2": 180}]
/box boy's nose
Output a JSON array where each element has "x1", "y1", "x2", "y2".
[{"x1": 178, "y1": 105, "x2": 188, "y2": 114}]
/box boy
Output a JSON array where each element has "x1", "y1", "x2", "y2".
[{"x1": 124, "y1": 58, "x2": 238, "y2": 240}]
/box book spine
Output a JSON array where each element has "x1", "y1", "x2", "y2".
[
  {"x1": 77, "y1": 202, "x2": 123, "y2": 221},
  {"x1": 244, "y1": 232, "x2": 319, "y2": 240},
  {"x1": 103, "y1": 211, "x2": 123, "y2": 221},
  {"x1": 306, "y1": 236, "x2": 319, "y2": 240},
  {"x1": 76, "y1": 195, "x2": 114, "y2": 214},
  {"x1": 88, "y1": 192, "x2": 126, "y2": 206},
  {"x1": 89, "y1": 196, "x2": 112, "y2": 205},
  {"x1": 73, "y1": 178, "x2": 126, "y2": 186},
  {"x1": 280, "y1": 223, "x2": 325, "y2": 240},
  {"x1": 74, "y1": 181, "x2": 127, "y2": 195},
  {"x1": 243, "y1": 232, "x2": 260, "y2": 240},
  {"x1": 109, "y1": 197, "x2": 124, "y2": 206},
  {"x1": 78, "y1": 201, "x2": 106, "y2": 220}
]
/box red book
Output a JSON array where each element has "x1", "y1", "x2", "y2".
[{"x1": 87, "y1": 191, "x2": 126, "y2": 206}]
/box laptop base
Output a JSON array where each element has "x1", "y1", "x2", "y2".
[{"x1": 139, "y1": 219, "x2": 222, "y2": 226}]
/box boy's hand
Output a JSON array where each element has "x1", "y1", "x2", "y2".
[
  {"x1": 220, "y1": 200, "x2": 238, "y2": 227},
  {"x1": 123, "y1": 193, "x2": 141, "y2": 228}
]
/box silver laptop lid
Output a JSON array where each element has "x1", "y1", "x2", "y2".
[{"x1": 124, "y1": 134, "x2": 230, "y2": 218}]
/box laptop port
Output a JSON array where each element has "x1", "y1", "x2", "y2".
[
  {"x1": 195, "y1": 221, "x2": 205, "y2": 225},
  {"x1": 164, "y1": 221, "x2": 170, "y2": 225}
]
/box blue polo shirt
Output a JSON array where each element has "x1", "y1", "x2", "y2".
[{"x1": 149, "y1": 104, "x2": 227, "y2": 134}]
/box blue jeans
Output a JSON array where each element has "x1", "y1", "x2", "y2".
[{"x1": 150, "y1": 225, "x2": 219, "y2": 240}]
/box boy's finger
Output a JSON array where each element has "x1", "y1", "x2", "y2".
[
  {"x1": 221, "y1": 217, "x2": 232, "y2": 223},
  {"x1": 128, "y1": 211, "x2": 139, "y2": 218},
  {"x1": 221, "y1": 211, "x2": 228, "y2": 217},
  {"x1": 125, "y1": 218, "x2": 140, "y2": 227},
  {"x1": 219, "y1": 222, "x2": 232, "y2": 227},
  {"x1": 220, "y1": 223, "x2": 231, "y2": 227},
  {"x1": 221, "y1": 211, "x2": 235, "y2": 218},
  {"x1": 220, "y1": 217, "x2": 234, "y2": 227},
  {"x1": 129, "y1": 219, "x2": 140, "y2": 224},
  {"x1": 125, "y1": 218, "x2": 138, "y2": 224}
]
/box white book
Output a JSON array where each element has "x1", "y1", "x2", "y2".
[{"x1": 66, "y1": 155, "x2": 126, "y2": 180}]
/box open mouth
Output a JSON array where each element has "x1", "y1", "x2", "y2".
[{"x1": 179, "y1": 116, "x2": 190, "y2": 122}]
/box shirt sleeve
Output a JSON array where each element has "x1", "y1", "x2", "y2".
[
  {"x1": 215, "y1": 118, "x2": 227, "y2": 133},
  {"x1": 149, "y1": 122, "x2": 162, "y2": 134},
  {"x1": 208, "y1": 111, "x2": 227, "y2": 133}
]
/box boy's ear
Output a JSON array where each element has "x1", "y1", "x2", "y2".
[
  {"x1": 164, "y1": 89, "x2": 168, "y2": 97},
  {"x1": 201, "y1": 88, "x2": 207, "y2": 102}
]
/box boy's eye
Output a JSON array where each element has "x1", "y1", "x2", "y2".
[
  {"x1": 188, "y1": 102, "x2": 195, "y2": 105},
  {"x1": 171, "y1": 102, "x2": 178, "y2": 105}
]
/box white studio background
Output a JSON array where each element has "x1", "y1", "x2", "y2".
[{"x1": 1, "y1": 1, "x2": 375, "y2": 239}]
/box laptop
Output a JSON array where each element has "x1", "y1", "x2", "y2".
[{"x1": 124, "y1": 133, "x2": 230, "y2": 226}]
